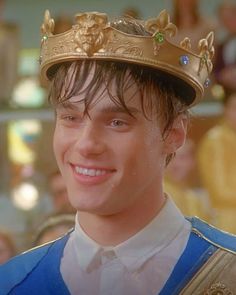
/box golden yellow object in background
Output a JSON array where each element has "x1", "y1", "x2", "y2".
[
  {"x1": 164, "y1": 178, "x2": 211, "y2": 222},
  {"x1": 198, "y1": 121, "x2": 236, "y2": 234}
]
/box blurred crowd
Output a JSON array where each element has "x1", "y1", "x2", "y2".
[{"x1": 0, "y1": 0, "x2": 236, "y2": 264}]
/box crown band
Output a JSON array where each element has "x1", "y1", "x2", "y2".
[{"x1": 39, "y1": 10, "x2": 214, "y2": 106}]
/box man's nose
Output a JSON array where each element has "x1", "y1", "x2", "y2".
[{"x1": 74, "y1": 122, "x2": 105, "y2": 158}]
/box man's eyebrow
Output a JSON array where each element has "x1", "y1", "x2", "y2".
[
  {"x1": 56, "y1": 101, "x2": 140, "y2": 116},
  {"x1": 99, "y1": 105, "x2": 140, "y2": 115},
  {"x1": 56, "y1": 101, "x2": 79, "y2": 111}
]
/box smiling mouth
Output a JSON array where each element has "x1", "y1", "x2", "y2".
[{"x1": 75, "y1": 166, "x2": 113, "y2": 177}]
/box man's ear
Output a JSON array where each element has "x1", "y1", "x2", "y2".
[{"x1": 163, "y1": 114, "x2": 188, "y2": 154}]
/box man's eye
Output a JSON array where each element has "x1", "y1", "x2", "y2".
[
  {"x1": 110, "y1": 120, "x2": 125, "y2": 127},
  {"x1": 57, "y1": 115, "x2": 79, "y2": 126},
  {"x1": 64, "y1": 115, "x2": 75, "y2": 121},
  {"x1": 59, "y1": 114, "x2": 79, "y2": 122}
]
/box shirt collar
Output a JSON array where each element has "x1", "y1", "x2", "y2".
[
  {"x1": 72, "y1": 218, "x2": 102, "y2": 272},
  {"x1": 72, "y1": 197, "x2": 188, "y2": 273}
]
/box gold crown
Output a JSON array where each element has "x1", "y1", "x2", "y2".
[{"x1": 39, "y1": 9, "x2": 214, "y2": 105}]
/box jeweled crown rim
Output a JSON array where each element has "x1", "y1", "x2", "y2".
[{"x1": 39, "y1": 9, "x2": 214, "y2": 106}]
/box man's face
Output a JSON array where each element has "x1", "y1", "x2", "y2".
[{"x1": 53, "y1": 72, "x2": 185, "y2": 216}]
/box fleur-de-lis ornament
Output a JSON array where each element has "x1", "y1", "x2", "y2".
[
  {"x1": 145, "y1": 10, "x2": 177, "y2": 38},
  {"x1": 198, "y1": 31, "x2": 214, "y2": 75},
  {"x1": 39, "y1": 10, "x2": 55, "y2": 65},
  {"x1": 41, "y1": 10, "x2": 55, "y2": 38},
  {"x1": 145, "y1": 10, "x2": 177, "y2": 54}
]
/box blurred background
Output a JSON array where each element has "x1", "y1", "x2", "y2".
[{"x1": 0, "y1": 0, "x2": 236, "y2": 261}]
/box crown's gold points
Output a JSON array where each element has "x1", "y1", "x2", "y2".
[
  {"x1": 198, "y1": 32, "x2": 214, "y2": 74},
  {"x1": 39, "y1": 9, "x2": 214, "y2": 106},
  {"x1": 41, "y1": 10, "x2": 55, "y2": 37},
  {"x1": 145, "y1": 10, "x2": 177, "y2": 38}
]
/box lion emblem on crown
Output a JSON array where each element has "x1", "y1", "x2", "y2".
[{"x1": 74, "y1": 12, "x2": 108, "y2": 56}]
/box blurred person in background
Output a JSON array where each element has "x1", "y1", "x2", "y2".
[
  {"x1": 0, "y1": 0, "x2": 19, "y2": 105},
  {"x1": 198, "y1": 90, "x2": 236, "y2": 233},
  {"x1": 53, "y1": 14, "x2": 72, "y2": 35},
  {"x1": 33, "y1": 214, "x2": 75, "y2": 246},
  {"x1": 214, "y1": 1, "x2": 236, "y2": 92},
  {"x1": 0, "y1": 192, "x2": 28, "y2": 252},
  {"x1": 171, "y1": 0, "x2": 217, "y2": 50},
  {"x1": 48, "y1": 170, "x2": 76, "y2": 215},
  {"x1": 0, "y1": 229, "x2": 16, "y2": 265},
  {"x1": 164, "y1": 139, "x2": 211, "y2": 222},
  {"x1": 122, "y1": 6, "x2": 141, "y2": 19}
]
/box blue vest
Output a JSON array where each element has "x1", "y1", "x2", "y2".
[{"x1": 1, "y1": 217, "x2": 236, "y2": 295}]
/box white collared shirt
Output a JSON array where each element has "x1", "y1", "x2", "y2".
[{"x1": 61, "y1": 198, "x2": 191, "y2": 295}]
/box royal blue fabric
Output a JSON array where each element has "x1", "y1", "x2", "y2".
[
  {"x1": 0, "y1": 217, "x2": 236, "y2": 294},
  {"x1": 160, "y1": 216, "x2": 236, "y2": 294},
  {"x1": 188, "y1": 217, "x2": 236, "y2": 252},
  {"x1": 160, "y1": 231, "x2": 217, "y2": 295},
  {"x1": 0, "y1": 234, "x2": 70, "y2": 295}
]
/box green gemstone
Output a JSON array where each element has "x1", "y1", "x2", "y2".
[
  {"x1": 42, "y1": 35, "x2": 48, "y2": 41},
  {"x1": 154, "y1": 32, "x2": 164, "y2": 43}
]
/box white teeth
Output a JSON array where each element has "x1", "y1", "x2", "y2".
[
  {"x1": 96, "y1": 170, "x2": 106, "y2": 176},
  {"x1": 75, "y1": 166, "x2": 107, "y2": 176}
]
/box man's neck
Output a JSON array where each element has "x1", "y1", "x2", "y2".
[{"x1": 77, "y1": 193, "x2": 166, "y2": 247}]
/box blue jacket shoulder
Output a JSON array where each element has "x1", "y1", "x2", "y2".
[
  {"x1": 0, "y1": 234, "x2": 69, "y2": 294},
  {"x1": 189, "y1": 217, "x2": 236, "y2": 253}
]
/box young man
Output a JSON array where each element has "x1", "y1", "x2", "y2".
[{"x1": 1, "y1": 9, "x2": 236, "y2": 295}]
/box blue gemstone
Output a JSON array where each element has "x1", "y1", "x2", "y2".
[
  {"x1": 179, "y1": 55, "x2": 189, "y2": 66},
  {"x1": 204, "y1": 78, "x2": 211, "y2": 88}
]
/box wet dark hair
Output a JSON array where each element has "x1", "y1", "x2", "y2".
[{"x1": 48, "y1": 18, "x2": 191, "y2": 164}]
